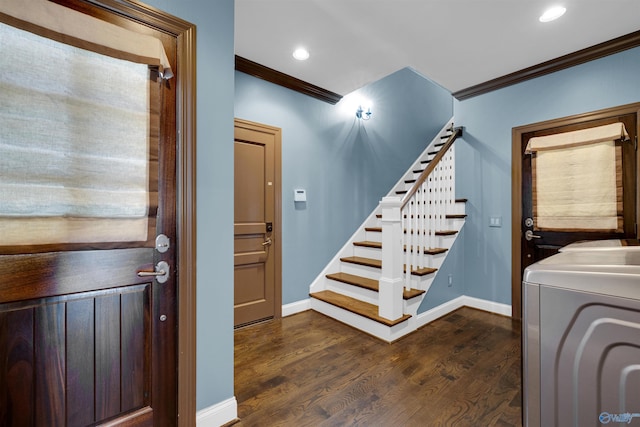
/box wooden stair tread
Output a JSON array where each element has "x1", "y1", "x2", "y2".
[
  {"x1": 404, "y1": 246, "x2": 448, "y2": 255},
  {"x1": 341, "y1": 256, "x2": 381, "y2": 268},
  {"x1": 326, "y1": 272, "x2": 378, "y2": 291},
  {"x1": 311, "y1": 290, "x2": 411, "y2": 327},
  {"x1": 341, "y1": 256, "x2": 437, "y2": 277},
  {"x1": 404, "y1": 214, "x2": 464, "y2": 219},
  {"x1": 326, "y1": 272, "x2": 425, "y2": 300},
  {"x1": 403, "y1": 288, "x2": 426, "y2": 299},
  {"x1": 365, "y1": 227, "x2": 382, "y2": 232},
  {"x1": 353, "y1": 240, "x2": 382, "y2": 249},
  {"x1": 395, "y1": 190, "x2": 408, "y2": 195},
  {"x1": 407, "y1": 266, "x2": 438, "y2": 276},
  {"x1": 455, "y1": 198, "x2": 468, "y2": 203},
  {"x1": 404, "y1": 229, "x2": 458, "y2": 236},
  {"x1": 446, "y1": 214, "x2": 467, "y2": 219}
]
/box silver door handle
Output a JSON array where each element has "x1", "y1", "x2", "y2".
[
  {"x1": 262, "y1": 238, "x2": 272, "y2": 247},
  {"x1": 525, "y1": 230, "x2": 541, "y2": 241},
  {"x1": 137, "y1": 261, "x2": 170, "y2": 283}
]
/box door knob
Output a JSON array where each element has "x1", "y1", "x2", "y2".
[
  {"x1": 262, "y1": 238, "x2": 272, "y2": 247},
  {"x1": 525, "y1": 230, "x2": 542, "y2": 241},
  {"x1": 137, "y1": 261, "x2": 170, "y2": 283}
]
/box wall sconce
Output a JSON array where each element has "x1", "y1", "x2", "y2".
[{"x1": 356, "y1": 105, "x2": 372, "y2": 120}]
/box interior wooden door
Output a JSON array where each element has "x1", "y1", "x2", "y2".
[
  {"x1": 0, "y1": 3, "x2": 178, "y2": 425},
  {"x1": 512, "y1": 103, "x2": 639, "y2": 319},
  {"x1": 234, "y1": 119, "x2": 282, "y2": 327}
]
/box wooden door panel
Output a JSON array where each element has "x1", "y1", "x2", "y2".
[
  {"x1": 0, "y1": 308, "x2": 34, "y2": 426},
  {"x1": 235, "y1": 143, "x2": 266, "y2": 222},
  {"x1": 0, "y1": 284, "x2": 151, "y2": 426},
  {"x1": 0, "y1": 249, "x2": 154, "y2": 304},
  {"x1": 234, "y1": 120, "x2": 280, "y2": 327},
  {"x1": 67, "y1": 298, "x2": 95, "y2": 426}
]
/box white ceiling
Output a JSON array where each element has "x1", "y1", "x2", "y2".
[{"x1": 235, "y1": 0, "x2": 640, "y2": 96}]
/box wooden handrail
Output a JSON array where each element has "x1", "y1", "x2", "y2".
[{"x1": 401, "y1": 126, "x2": 463, "y2": 209}]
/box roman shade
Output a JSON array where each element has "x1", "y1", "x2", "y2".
[
  {"x1": 0, "y1": 16, "x2": 158, "y2": 246},
  {"x1": 0, "y1": 0, "x2": 172, "y2": 78},
  {"x1": 527, "y1": 123, "x2": 628, "y2": 232}
]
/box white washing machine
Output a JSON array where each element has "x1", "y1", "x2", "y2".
[
  {"x1": 523, "y1": 245, "x2": 640, "y2": 427},
  {"x1": 559, "y1": 238, "x2": 640, "y2": 252}
]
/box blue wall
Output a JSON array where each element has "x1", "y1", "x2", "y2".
[
  {"x1": 138, "y1": 0, "x2": 236, "y2": 411},
  {"x1": 455, "y1": 46, "x2": 640, "y2": 305},
  {"x1": 235, "y1": 67, "x2": 453, "y2": 304}
]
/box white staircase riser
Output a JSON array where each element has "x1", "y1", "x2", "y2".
[
  {"x1": 405, "y1": 253, "x2": 446, "y2": 270},
  {"x1": 353, "y1": 246, "x2": 382, "y2": 259},
  {"x1": 403, "y1": 296, "x2": 423, "y2": 316},
  {"x1": 365, "y1": 230, "x2": 382, "y2": 241},
  {"x1": 450, "y1": 203, "x2": 467, "y2": 216},
  {"x1": 340, "y1": 263, "x2": 382, "y2": 281},
  {"x1": 325, "y1": 279, "x2": 379, "y2": 305}
]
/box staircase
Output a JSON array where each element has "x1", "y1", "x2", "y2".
[{"x1": 309, "y1": 120, "x2": 466, "y2": 342}]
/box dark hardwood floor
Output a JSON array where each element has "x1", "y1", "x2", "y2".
[{"x1": 234, "y1": 307, "x2": 522, "y2": 426}]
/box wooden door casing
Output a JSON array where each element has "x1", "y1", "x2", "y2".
[
  {"x1": 512, "y1": 103, "x2": 640, "y2": 319},
  {"x1": 234, "y1": 119, "x2": 282, "y2": 327},
  {"x1": 0, "y1": 1, "x2": 183, "y2": 425}
]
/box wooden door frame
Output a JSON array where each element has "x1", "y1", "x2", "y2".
[
  {"x1": 234, "y1": 118, "x2": 283, "y2": 320},
  {"x1": 64, "y1": 0, "x2": 197, "y2": 424},
  {"x1": 511, "y1": 102, "x2": 640, "y2": 319}
]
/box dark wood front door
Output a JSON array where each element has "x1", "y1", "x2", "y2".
[
  {"x1": 234, "y1": 119, "x2": 282, "y2": 327},
  {"x1": 512, "y1": 103, "x2": 640, "y2": 319},
  {"x1": 0, "y1": 4, "x2": 178, "y2": 425}
]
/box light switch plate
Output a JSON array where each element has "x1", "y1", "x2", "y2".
[{"x1": 489, "y1": 216, "x2": 502, "y2": 227}]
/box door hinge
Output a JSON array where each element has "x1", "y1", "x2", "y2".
[
  {"x1": 635, "y1": 223, "x2": 638, "y2": 236},
  {"x1": 635, "y1": 135, "x2": 638, "y2": 151}
]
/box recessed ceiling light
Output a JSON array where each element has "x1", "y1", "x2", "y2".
[
  {"x1": 539, "y1": 6, "x2": 566, "y2": 22},
  {"x1": 292, "y1": 48, "x2": 310, "y2": 61}
]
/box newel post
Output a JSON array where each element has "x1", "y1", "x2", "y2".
[{"x1": 379, "y1": 196, "x2": 404, "y2": 320}]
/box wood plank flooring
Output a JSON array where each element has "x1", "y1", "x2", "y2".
[{"x1": 233, "y1": 307, "x2": 522, "y2": 426}]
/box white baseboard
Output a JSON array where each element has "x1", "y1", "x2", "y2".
[
  {"x1": 290, "y1": 294, "x2": 511, "y2": 333},
  {"x1": 416, "y1": 296, "x2": 466, "y2": 328},
  {"x1": 282, "y1": 298, "x2": 311, "y2": 317},
  {"x1": 196, "y1": 397, "x2": 237, "y2": 427},
  {"x1": 416, "y1": 295, "x2": 511, "y2": 328},
  {"x1": 462, "y1": 295, "x2": 512, "y2": 317}
]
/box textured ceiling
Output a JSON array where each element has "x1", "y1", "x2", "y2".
[{"x1": 235, "y1": 0, "x2": 640, "y2": 96}]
